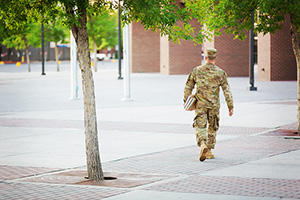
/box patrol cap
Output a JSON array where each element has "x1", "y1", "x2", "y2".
[{"x1": 206, "y1": 48, "x2": 217, "y2": 58}]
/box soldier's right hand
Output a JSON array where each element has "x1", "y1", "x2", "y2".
[{"x1": 229, "y1": 109, "x2": 234, "y2": 117}]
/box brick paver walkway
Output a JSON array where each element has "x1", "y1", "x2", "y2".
[
  {"x1": 102, "y1": 134, "x2": 300, "y2": 175},
  {"x1": 1, "y1": 126, "x2": 299, "y2": 199},
  {"x1": 0, "y1": 66, "x2": 298, "y2": 199},
  {"x1": 145, "y1": 176, "x2": 300, "y2": 199},
  {"x1": 0, "y1": 118, "x2": 269, "y2": 135},
  {"x1": 0, "y1": 182, "x2": 127, "y2": 200},
  {"x1": 0, "y1": 166, "x2": 61, "y2": 181}
]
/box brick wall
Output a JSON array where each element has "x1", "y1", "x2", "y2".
[
  {"x1": 270, "y1": 16, "x2": 296, "y2": 81},
  {"x1": 131, "y1": 22, "x2": 160, "y2": 73},
  {"x1": 167, "y1": 19, "x2": 202, "y2": 75},
  {"x1": 214, "y1": 32, "x2": 249, "y2": 77},
  {"x1": 168, "y1": 39, "x2": 202, "y2": 75}
]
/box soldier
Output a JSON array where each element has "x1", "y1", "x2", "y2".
[{"x1": 184, "y1": 48, "x2": 234, "y2": 162}]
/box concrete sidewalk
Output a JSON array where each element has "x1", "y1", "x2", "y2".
[{"x1": 0, "y1": 61, "x2": 299, "y2": 200}]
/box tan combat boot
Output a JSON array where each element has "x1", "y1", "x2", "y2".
[
  {"x1": 199, "y1": 141, "x2": 208, "y2": 162},
  {"x1": 206, "y1": 149, "x2": 215, "y2": 159}
]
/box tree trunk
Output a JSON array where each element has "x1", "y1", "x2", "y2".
[
  {"x1": 93, "y1": 39, "x2": 98, "y2": 72},
  {"x1": 71, "y1": 8, "x2": 104, "y2": 181},
  {"x1": 25, "y1": 45, "x2": 30, "y2": 72},
  {"x1": 290, "y1": 16, "x2": 300, "y2": 134},
  {"x1": 55, "y1": 42, "x2": 59, "y2": 72}
]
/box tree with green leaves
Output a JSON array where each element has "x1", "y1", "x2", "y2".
[
  {"x1": 2, "y1": 23, "x2": 41, "y2": 72},
  {"x1": 0, "y1": 0, "x2": 195, "y2": 181},
  {"x1": 183, "y1": 0, "x2": 300, "y2": 133},
  {"x1": 87, "y1": 9, "x2": 118, "y2": 72},
  {"x1": 44, "y1": 19, "x2": 68, "y2": 71},
  {"x1": 24, "y1": 20, "x2": 68, "y2": 71},
  {"x1": 0, "y1": 20, "x2": 10, "y2": 60}
]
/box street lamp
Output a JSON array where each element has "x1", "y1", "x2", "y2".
[
  {"x1": 41, "y1": 23, "x2": 46, "y2": 75},
  {"x1": 249, "y1": 11, "x2": 257, "y2": 91}
]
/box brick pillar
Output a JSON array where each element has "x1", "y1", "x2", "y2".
[
  {"x1": 257, "y1": 33, "x2": 271, "y2": 81},
  {"x1": 130, "y1": 22, "x2": 160, "y2": 73},
  {"x1": 160, "y1": 36, "x2": 170, "y2": 74},
  {"x1": 258, "y1": 15, "x2": 296, "y2": 81}
]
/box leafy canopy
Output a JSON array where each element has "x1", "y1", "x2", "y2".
[
  {"x1": 184, "y1": 0, "x2": 300, "y2": 41},
  {"x1": 87, "y1": 8, "x2": 118, "y2": 51},
  {"x1": 0, "y1": 0, "x2": 204, "y2": 44},
  {"x1": 2, "y1": 0, "x2": 300, "y2": 45}
]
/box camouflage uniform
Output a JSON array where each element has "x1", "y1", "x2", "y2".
[{"x1": 184, "y1": 49, "x2": 233, "y2": 150}]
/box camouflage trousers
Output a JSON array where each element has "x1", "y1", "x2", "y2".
[{"x1": 193, "y1": 107, "x2": 220, "y2": 149}]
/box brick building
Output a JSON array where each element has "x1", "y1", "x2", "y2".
[
  {"x1": 130, "y1": 21, "x2": 202, "y2": 75},
  {"x1": 130, "y1": 22, "x2": 249, "y2": 77},
  {"x1": 130, "y1": 22, "x2": 160, "y2": 73},
  {"x1": 129, "y1": 16, "x2": 297, "y2": 81}
]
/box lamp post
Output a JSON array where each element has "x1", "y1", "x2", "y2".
[
  {"x1": 41, "y1": 23, "x2": 46, "y2": 75},
  {"x1": 249, "y1": 11, "x2": 257, "y2": 91}
]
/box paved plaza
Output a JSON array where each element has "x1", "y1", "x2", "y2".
[{"x1": 0, "y1": 61, "x2": 299, "y2": 199}]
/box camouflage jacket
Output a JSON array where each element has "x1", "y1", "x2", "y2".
[{"x1": 184, "y1": 63, "x2": 234, "y2": 109}]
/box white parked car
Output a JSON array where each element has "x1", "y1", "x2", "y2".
[{"x1": 90, "y1": 53, "x2": 106, "y2": 61}]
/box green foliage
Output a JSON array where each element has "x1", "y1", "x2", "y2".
[
  {"x1": 2, "y1": 24, "x2": 30, "y2": 50},
  {"x1": 0, "y1": 20, "x2": 11, "y2": 43},
  {"x1": 27, "y1": 23, "x2": 42, "y2": 48},
  {"x1": 119, "y1": 0, "x2": 197, "y2": 43},
  {"x1": 0, "y1": 0, "x2": 205, "y2": 44},
  {"x1": 45, "y1": 18, "x2": 68, "y2": 44},
  {"x1": 184, "y1": 0, "x2": 300, "y2": 41},
  {"x1": 257, "y1": 0, "x2": 300, "y2": 34},
  {"x1": 2, "y1": 0, "x2": 300, "y2": 45},
  {"x1": 87, "y1": 9, "x2": 118, "y2": 51},
  {"x1": 1, "y1": 20, "x2": 67, "y2": 52}
]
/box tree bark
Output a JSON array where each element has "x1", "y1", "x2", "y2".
[
  {"x1": 23, "y1": 36, "x2": 31, "y2": 72},
  {"x1": 93, "y1": 39, "x2": 98, "y2": 72},
  {"x1": 55, "y1": 42, "x2": 59, "y2": 71},
  {"x1": 290, "y1": 14, "x2": 300, "y2": 134},
  {"x1": 25, "y1": 44, "x2": 30, "y2": 72},
  {"x1": 71, "y1": 7, "x2": 104, "y2": 181}
]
